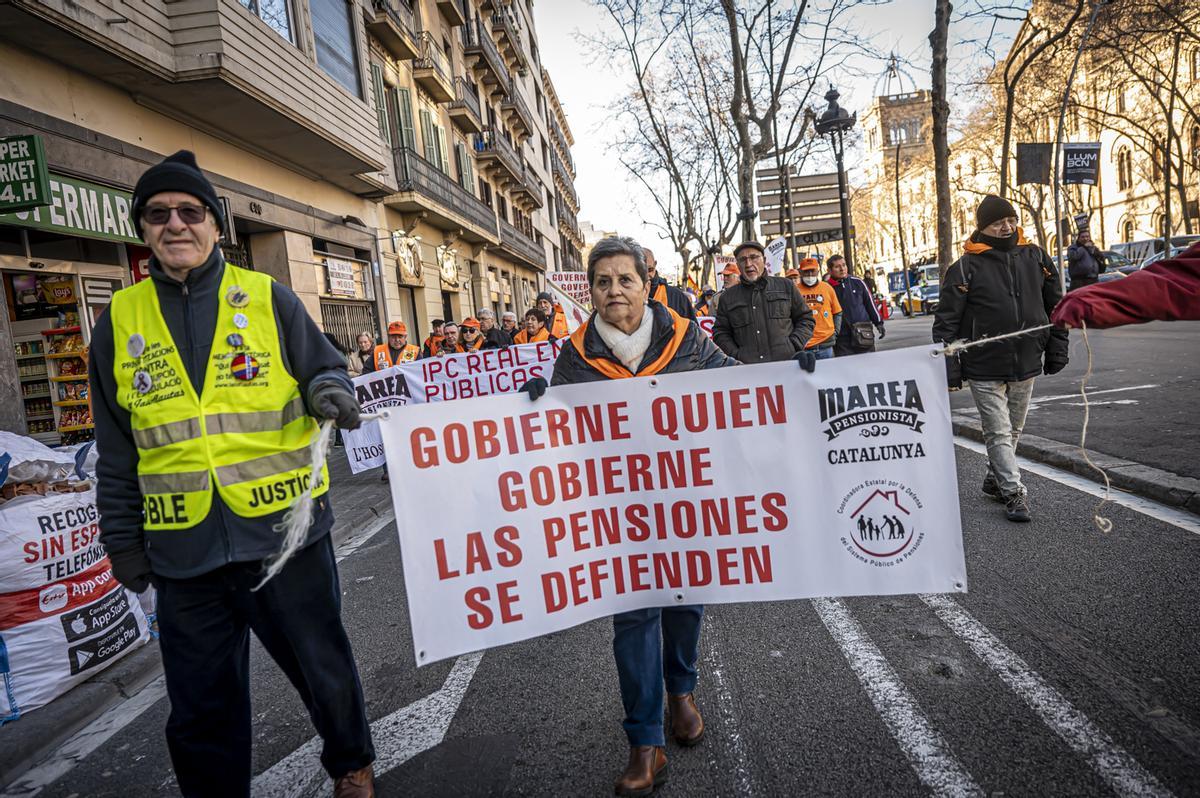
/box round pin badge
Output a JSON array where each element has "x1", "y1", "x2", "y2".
[
  {"x1": 225, "y1": 286, "x2": 250, "y2": 308},
  {"x1": 133, "y1": 370, "x2": 154, "y2": 395},
  {"x1": 233, "y1": 312, "x2": 249, "y2": 329},
  {"x1": 231, "y1": 353, "x2": 259, "y2": 381},
  {"x1": 126, "y1": 333, "x2": 145, "y2": 358},
  {"x1": 226, "y1": 333, "x2": 244, "y2": 348}
]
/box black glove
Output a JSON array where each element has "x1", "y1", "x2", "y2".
[
  {"x1": 792, "y1": 349, "x2": 816, "y2": 373},
  {"x1": 311, "y1": 384, "x2": 362, "y2": 430},
  {"x1": 519, "y1": 376, "x2": 548, "y2": 400},
  {"x1": 1044, "y1": 354, "x2": 1069, "y2": 375},
  {"x1": 876, "y1": 323, "x2": 886, "y2": 340},
  {"x1": 109, "y1": 548, "x2": 152, "y2": 594},
  {"x1": 945, "y1": 353, "x2": 963, "y2": 390}
]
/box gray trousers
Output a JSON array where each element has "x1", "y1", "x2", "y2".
[{"x1": 968, "y1": 378, "x2": 1036, "y2": 497}]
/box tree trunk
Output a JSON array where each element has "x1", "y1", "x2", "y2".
[{"x1": 929, "y1": 0, "x2": 953, "y2": 281}]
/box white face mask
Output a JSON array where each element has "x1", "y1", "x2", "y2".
[{"x1": 801, "y1": 275, "x2": 819, "y2": 287}]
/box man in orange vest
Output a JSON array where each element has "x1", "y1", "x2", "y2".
[
  {"x1": 792, "y1": 258, "x2": 842, "y2": 359},
  {"x1": 536, "y1": 292, "x2": 571, "y2": 339},
  {"x1": 420, "y1": 319, "x2": 444, "y2": 358},
  {"x1": 368, "y1": 321, "x2": 419, "y2": 371},
  {"x1": 641, "y1": 247, "x2": 697, "y2": 320}
]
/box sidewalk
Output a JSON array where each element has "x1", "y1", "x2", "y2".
[{"x1": 0, "y1": 448, "x2": 391, "y2": 788}]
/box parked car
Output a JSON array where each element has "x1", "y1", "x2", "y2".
[
  {"x1": 1137, "y1": 246, "x2": 1188, "y2": 270},
  {"x1": 899, "y1": 283, "x2": 939, "y2": 316},
  {"x1": 1102, "y1": 250, "x2": 1138, "y2": 274},
  {"x1": 1110, "y1": 236, "x2": 1200, "y2": 265}
]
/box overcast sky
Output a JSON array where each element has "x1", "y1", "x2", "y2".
[{"x1": 533, "y1": 1, "x2": 1017, "y2": 275}]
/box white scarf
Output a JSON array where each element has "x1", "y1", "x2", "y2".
[{"x1": 593, "y1": 304, "x2": 654, "y2": 374}]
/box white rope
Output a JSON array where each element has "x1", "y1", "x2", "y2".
[
  {"x1": 1076, "y1": 321, "x2": 1114, "y2": 533},
  {"x1": 253, "y1": 411, "x2": 389, "y2": 590},
  {"x1": 938, "y1": 324, "x2": 1055, "y2": 357}
]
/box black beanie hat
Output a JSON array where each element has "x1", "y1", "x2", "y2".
[
  {"x1": 131, "y1": 150, "x2": 225, "y2": 239},
  {"x1": 536, "y1": 291, "x2": 553, "y2": 303},
  {"x1": 975, "y1": 194, "x2": 1017, "y2": 231}
]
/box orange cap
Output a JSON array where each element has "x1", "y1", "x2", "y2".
[
  {"x1": 799, "y1": 258, "x2": 821, "y2": 271},
  {"x1": 785, "y1": 268, "x2": 800, "y2": 278},
  {"x1": 721, "y1": 263, "x2": 739, "y2": 275},
  {"x1": 387, "y1": 321, "x2": 407, "y2": 335},
  {"x1": 460, "y1": 316, "x2": 479, "y2": 329}
]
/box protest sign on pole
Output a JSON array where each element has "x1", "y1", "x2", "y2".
[
  {"x1": 342, "y1": 341, "x2": 562, "y2": 472},
  {"x1": 765, "y1": 236, "x2": 788, "y2": 274},
  {"x1": 378, "y1": 345, "x2": 966, "y2": 665},
  {"x1": 547, "y1": 271, "x2": 591, "y2": 311},
  {"x1": 545, "y1": 280, "x2": 589, "y2": 333}
]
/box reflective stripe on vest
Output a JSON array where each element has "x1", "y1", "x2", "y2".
[
  {"x1": 110, "y1": 263, "x2": 328, "y2": 530},
  {"x1": 568, "y1": 308, "x2": 691, "y2": 380}
]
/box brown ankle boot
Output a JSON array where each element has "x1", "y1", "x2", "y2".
[
  {"x1": 614, "y1": 745, "x2": 668, "y2": 796},
  {"x1": 333, "y1": 764, "x2": 375, "y2": 798},
  {"x1": 668, "y1": 693, "x2": 705, "y2": 746}
]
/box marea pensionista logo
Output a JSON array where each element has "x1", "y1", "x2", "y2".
[
  {"x1": 836, "y1": 480, "x2": 926, "y2": 565},
  {"x1": 818, "y1": 379, "x2": 928, "y2": 466}
]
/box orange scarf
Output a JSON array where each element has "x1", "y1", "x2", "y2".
[{"x1": 568, "y1": 309, "x2": 691, "y2": 380}]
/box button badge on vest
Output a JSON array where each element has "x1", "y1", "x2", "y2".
[
  {"x1": 225, "y1": 285, "x2": 250, "y2": 308},
  {"x1": 233, "y1": 312, "x2": 249, "y2": 329},
  {"x1": 231, "y1": 353, "x2": 259, "y2": 381},
  {"x1": 133, "y1": 370, "x2": 154, "y2": 394},
  {"x1": 226, "y1": 333, "x2": 244, "y2": 348},
  {"x1": 126, "y1": 333, "x2": 145, "y2": 359}
]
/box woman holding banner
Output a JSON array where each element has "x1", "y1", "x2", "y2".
[{"x1": 521, "y1": 236, "x2": 737, "y2": 796}]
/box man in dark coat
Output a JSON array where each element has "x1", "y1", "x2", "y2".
[
  {"x1": 933, "y1": 194, "x2": 1069, "y2": 524},
  {"x1": 642, "y1": 247, "x2": 698, "y2": 321},
  {"x1": 827, "y1": 254, "x2": 884, "y2": 356},
  {"x1": 1066, "y1": 231, "x2": 1106, "y2": 290},
  {"x1": 712, "y1": 241, "x2": 815, "y2": 363}
]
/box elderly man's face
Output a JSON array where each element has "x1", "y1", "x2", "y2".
[
  {"x1": 479, "y1": 315, "x2": 495, "y2": 332},
  {"x1": 722, "y1": 272, "x2": 739, "y2": 289},
  {"x1": 592, "y1": 254, "x2": 650, "y2": 334},
  {"x1": 501, "y1": 316, "x2": 517, "y2": 331},
  {"x1": 443, "y1": 325, "x2": 459, "y2": 346},
  {"x1": 388, "y1": 333, "x2": 407, "y2": 349},
  {"x1": 829, "y1": 259, "x2": 848, "y2": 279},
  {"x1": 140, "y1": 191, "x2": 219, "y2": 278},
  {"x1": 537, "y1": 298, "x2": 553, "y2": 316},
  {"x1": 982, "y1": 216, "x2": 1019, "y2": 237},
  {"x1": 737, "y1": 249, "x2": 764, "y2": 282},
  {"x1": 643, "y1": 249, "x2": 657, "y2": 280}
]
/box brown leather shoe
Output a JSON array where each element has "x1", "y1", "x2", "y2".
[
  {"x1": 668, "y1": 693, "x2": 705, "y2": 746},
  {"x1": 614, "y1": 745, "x2": 668, "y2": 796},
  {"x1": 333, "y1": 764, "x2": 375, "y2": 798}
]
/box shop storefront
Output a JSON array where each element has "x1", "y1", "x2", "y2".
[
  {"x1": 313, "y1": 247, "x2": 379, "y2": 352},
  {"x1": 0, "y1": 171, "x2": 138, "y2": 444}
]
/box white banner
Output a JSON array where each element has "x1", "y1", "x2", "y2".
[
  {"x1": 544, "y1": 281, "x2": 589, "y2": 333},
  {"x1": 342, "y1": 341, "x2": 562, "y2": 472},
  {"x1": 547, "y1": 271, "x2": 591, "y2": 311},
  {"x1": 379, "y1": 345, "x2": 966, "y2": 665},
  {"x1": 697, "y1": 316, "x2": 715, "y2": 338},
  {"x1": 1, "y1": 488, "x2": 151, "y2": 720},
  {"x1": 765, "y1": 236, "x2": 787, "y2": 274}
]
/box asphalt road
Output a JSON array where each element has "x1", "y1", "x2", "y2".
[
  {"x1": 880, "y1": 314, "x2": 1200, "y2": 479},
  {"x1": 6, "y1": 440, "x2": 1199, "y2": 797}
]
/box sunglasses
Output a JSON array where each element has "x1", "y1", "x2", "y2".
[{"x1": 141, "y1": 204, "x2": 208, "y2": 225}]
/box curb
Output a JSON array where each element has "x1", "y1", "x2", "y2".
[{"x1": 952, "y1": 413, "x2": 1200, "y2": 515}]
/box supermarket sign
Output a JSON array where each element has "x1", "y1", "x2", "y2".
[
  {"x1": 0, "y1": 136, "x2": 51, "y2": 213},
  {"x1": 0, "y1": 171, "x2": 140, "y2": 244}
]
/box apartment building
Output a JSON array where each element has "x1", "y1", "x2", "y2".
[{"x1": 0, "y1": 0, "x2": 582, "y2": 440}]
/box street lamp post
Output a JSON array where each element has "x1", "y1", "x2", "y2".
[{"x1": 816, "y1": 87, "x2": 857, "y2": 275}]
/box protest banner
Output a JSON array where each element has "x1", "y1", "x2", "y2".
[
  {"x1": 378, "y1": 345, "x2": 967, "y2": 665},
  {"x1": 547, "y1": 271, "x2": 591, "y2": 311},
  {"x1": 342, "y1": 341, "x2": 562, "y2": 472},
  {"x1": 545, "y1": 280, "x2": 589, "y2": 333},
  {"x1": 697, "y1": 316, "x2": 715, "y2": 338}
]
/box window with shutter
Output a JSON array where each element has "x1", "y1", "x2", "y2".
[
  {"x1": 435, "y1": 125, "x2": 450, "y2": 174},
  {"x1": 420, "y1": 109, "x2": 437, "y2": 162},
  {"x1": 311, "y1": 0, "x2": 360, "y2": 96},
  {"x1": 455, "y1": 143, "x2": 476, "y2": 193},
  {"x1": 393, "y1": 88, "x2": 416, "y2": 149},
  {"x1": 371, "y1": 64, "x2": 391, "y2": 145}
]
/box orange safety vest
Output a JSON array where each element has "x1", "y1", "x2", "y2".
[
  {"x1": 422, "y1": 334, "x2": 443, "y2": 355},
  {"x1": 568, "y1": 309, "x2": 691, "y2": 380},
  {"x1": 512, "y1": 327, "x2": 551, "y2": 345},
  {"x1": 455, "y1": 336, "x2": 484, "y2": 352},
  {"x1": 652, "y1": 282, "x2": 669, "y2": 305},
  {"x1": 373, "y1": 342, "x2": 419, "y2": 369},
  {"x1": 548, "y1": 306, "x2": 570, "y2": 339}
]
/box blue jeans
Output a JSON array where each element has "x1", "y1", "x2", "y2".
[
  {"x1": 612, "y1": 605, "x2": 704, "y2": 746},
  {"x1": 814, "y1": 345, "x2": 836, "y2": 359}
]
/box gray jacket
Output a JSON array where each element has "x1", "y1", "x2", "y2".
[{"x1": 712, "y1": 274, "x2": 815, "y2": 363}]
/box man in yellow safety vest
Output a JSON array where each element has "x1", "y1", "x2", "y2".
[{"x1": 89, "y1": 151, "x2": 375, "y2": 797}]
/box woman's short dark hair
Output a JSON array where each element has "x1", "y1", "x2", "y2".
[
  {"x1": 524, "y1": 308, "x2": 547, "y2": 324},
  {"x1": 587, "y1": 236, "x2": 649, "y2": 286}
]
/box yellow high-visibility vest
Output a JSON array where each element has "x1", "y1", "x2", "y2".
[{"x1": 110, "y1": 263, "x2": 328, "y2": 530}]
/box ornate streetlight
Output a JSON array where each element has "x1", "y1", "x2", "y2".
[{"x1": 815, "y1": 87, "x2": 857, "y2": 274}]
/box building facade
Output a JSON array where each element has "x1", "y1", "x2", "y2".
[{"x1": 0, "y1": 0, "x2": 582, "y2": 442}]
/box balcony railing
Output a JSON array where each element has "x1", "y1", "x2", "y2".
[
  {"x1": 447, "y1": 77, "x2": 483, "y2": 133},
  {"x1": 491, "y1": 10, "x2": 528, "y2": 71},
  {"x1": 436, "y1": 0, "x2": 467, "y2": 27},
  {"x1": 413, "y1": 32, "x2": 454, "y2": 102},
  {"x1": 393, "y1": 146, "x2": 498, "y2": 238},
  {"x1": 555, "y1": 197, "x2": 580, "y2": 242},
  {"x1": 501, "y1": 86, "x2": 534, "y2": 137},
  {"x1": 367, "y1": 0, "x2": 419, "y2": 60},
  {"x1": 513, "y1": 167, "x2": 544, "y2": 208},
  {"x1": 461, "y1": 17, "x2": 511, "y2": 97},
  {"x1": 550, "y1": 148, "x2": 579, "y2": 209},
  {"x1": 474, "y1": 128, "x2": 522, "y2": 181},
  {"x1": 500, "y1": 218, "x2": 547, "y2": 269}
]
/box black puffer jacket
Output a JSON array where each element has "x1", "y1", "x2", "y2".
[
  {"x1": 712, "y1": 274, "x2": 814, "y2": 363},
  {"x1": 551, "y1": 300, "x2": 737, "y2": 384},
  {"x1": 933, "y1": 236, "x2": 1068, "y2": 382}
]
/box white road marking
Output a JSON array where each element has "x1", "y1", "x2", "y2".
[
  {"x1": 953, "y1": 437, "x2": 1200, "y2": 535},
  {"x1": 701, "y1": 629, "x2": 754, "y2": 796},
  {"x1": 954, "y1": 384, "x2": 1159, "y2": 415},
  {"x1": 812, "y1": 598, "x2": 983, "y2": 798},
  {"x1": 921, "y1": 594, "x2": 1172, "y2": 798},
  {"x1": 251, "y1": 652, "x2": 483, "y2": 797},
  {"x1": 2, "y1": 509, "x2": 397, "y2": 797}
]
